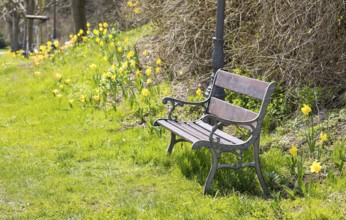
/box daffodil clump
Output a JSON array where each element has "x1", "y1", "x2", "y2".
[
  {"x1": 127, "y1": 1, "x2": 141, "y2": 15},
  {"x1": 284, "y1": 103, "x2": 336, "y2": 198},
  {"x1": 30, "y1": 40, "x2": 63, "y2": 65},
  {"x1": 45, "y1": 22, "x2": 168, "y2": 124}
]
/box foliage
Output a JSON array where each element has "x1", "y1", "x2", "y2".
[{"x1": 20, "y1": 23, "x2": 165, "y2": 126}]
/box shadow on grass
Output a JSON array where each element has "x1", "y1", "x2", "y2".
[{"x1": 174, "y1": 145, "x2": 265, "y2": 197}]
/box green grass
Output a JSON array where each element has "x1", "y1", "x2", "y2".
[{"x1": 0, "y1": 26, "x2": 345, "y2": 219}]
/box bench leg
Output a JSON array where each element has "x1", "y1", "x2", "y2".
[
  {"x1": 254, "y1": 139, "x2": 270, "y2": 198},
  {"x1": 203, "y1": 148, "x2": 219, "y2": 195},
  {"x1": 167, "y1": 132, "x2": 176, "y2": 154}
]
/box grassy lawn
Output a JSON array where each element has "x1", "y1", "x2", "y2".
[{"x1": 0, "y1": 25, "x2": 345, "y2": 219}]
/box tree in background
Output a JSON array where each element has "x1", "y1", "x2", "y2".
[
  {"x1": 24, "y1": 0, "x2": 35, "y2": 51},
  {"x1": 2, "y1": 0, "x2": 24, "y2": 51},
  {"x1": 71, "y1": 0, "x2": 86, "y2": 35}
]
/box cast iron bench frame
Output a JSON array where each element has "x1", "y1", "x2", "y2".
[{"x1": 154, "y1": 69, "x2": 276, "y2": 196}]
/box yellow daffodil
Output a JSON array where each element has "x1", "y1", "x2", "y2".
[
  {"x1": 130, "y1": 60, "x2": 136, "y2": 68},
  {"x1": 141, "y1": 88, "x2": 149, "y2": 97},
  {"x1": 40, "y1": 45, "x2": 47, "y2": 52},
  {"x1": 289, "y1": 145, "x2": 298, "y2": 157},
  {"x1": 196, "y1": 88, "x2": 203, "y2": 97},
  {"x1": 178, "y1": 71, "x2": 184, "y2": 76},
  {"x1": 134, "y1": 8, "x2": 140, "y2": 14},
  {"x1": 90, "y1": 63, "x2": 97, "y2": 70},
  {"x1": 128, "y1": 1, "x2": 133, "y2": 7},
  {"x1": 68, "y1": 99, "x2": 74, "y2": 107},
  {"x1": 54, "y1": 73, "x2": 62, "y2": 81},
  {"x1": 103, "y1": 22, "x2": 108, "y2": 28},
  {"x1": 93, "y1": 95, "x2": 100, "y2": 101},
  {"x1": 147, "y1": 78, "x2": 152, "y2": 84},
  {"x1": 53, "y1": 40, "x2": 59, "y2": 48},
  {"x1": 135, "y1": 70, "x2": 141, "y2": 76},
  {"x1": 64, "y1": 79, "x2": 71, "y2": 85},
  {"x1": 111, "y1": 65, "x2": 116, "y2": 71},
  {"x1": 93, "y1": 29, "x2": 99, "y2": 35},
  {"x1": 126, "y1": 51, "x2": 135, "y2": 59},
  {"x1": 156, "y1": 67, "x2": 161, "y2": 73},
  {"x1": 71, "y1": 35, "x2": 78, "y2": 43},
  {"x1": 145, "y1": 68, "x2": 152, "y2": 76},
  {"x1": 301, "y1": 104, "x2": 312, "y2": 116},
  {"x1": 117, "y1": 47, "x2": 123, "y2": 53},
  {"x1": 79, "y1": 29, "x2": 84, "y2": 35},
  {"x1": 33, "y1": 71, "x2": 41, "y2": 77},
  {"x1": 320, "y1": 132, "x2": 328, "y2": 143},
  {"x1": 310, "y1": 161, "x2": 322, "y2": 173},
  {"x1": 156, "y1": 58, "x2": 162, "y2": 66},
  {"x1": 86, "y1": 30, "x2": 91, "y2": 35},
  {"x1": 119, "y1": 67, "x2": 124, "y2": 74},
  {"x1": 105, "y1": 72, "x2": 112, "y2": 79},
  {"x1": 80, "y1": 95, "x2": 87, "y2": 103},
  {"x1": 52, "y1": 89, "x2": 59, "y2": 96},
  {"x1": 124, "y1": 37, "x2": 129, "y2": 44},
  {"x1": 110, "y1": 42, "x2": 115, "y2": 47},
  {"x1": 122, "y1": 62, "x2": 128, "y2": 69},
  {"x1": 142, "y1": 50, "x2": 148, "y2": 56},
  {"x1": 86, "y1": 22, "x2": 90, "y2": 27},
  {"x1": 59, "y1": 84, "x2": 64, "y2": 90}
]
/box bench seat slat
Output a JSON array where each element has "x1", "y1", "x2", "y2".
[
  {"x1": 174, "y1": 121, "x2": 210, "y2": 141},
  {"x1": 157, "y1": 119, "x2": 244, "y2": 146},
  {"x1": 186, "y1": 122, "x2": 234, "y2": 145},
  {"x1": 156, "y1": 120, "x2": 200, "y2": 143},
  {"x1": 194, "y1": 121, "x2": 244, "y2": 145}
]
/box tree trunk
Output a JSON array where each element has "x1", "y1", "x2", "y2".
[
  {"x1": 6, "y1": 3, "x2": 21, "y2": 52},
  {"x1": 71, "y1": 0, "x2": 87, "y2": 35},
  {"x1": 39, "y1": 0, "x2": 45, "y2": 45},
  {"x1": 25, "y1": 0, "x2": 36, "y2": 52}
]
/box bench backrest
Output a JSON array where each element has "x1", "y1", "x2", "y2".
[{"x1": 207, "y1": 70, "x2": 276, "y2": 130}]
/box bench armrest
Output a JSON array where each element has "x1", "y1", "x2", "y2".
[
  {"x1": 162, "y1": 96, "x2": 208, "y2": 120},
  {"x1": 202, "y1": 114, "x2": 258, "y2": 147}
]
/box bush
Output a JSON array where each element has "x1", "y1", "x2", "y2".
[
  {"x1": 138, "y1": 0, "x2": 346, "y2": 107},
  {"x1": 0, "y1": 31, "x2": 7, "y2": 49}
]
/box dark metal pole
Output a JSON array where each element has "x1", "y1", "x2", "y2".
[
  {"x1": 205, "y1": 0, "x2": 226, "y2": 99},
  {"x1": 52, "y1": 0, "x2": 57, "y2": 40}
]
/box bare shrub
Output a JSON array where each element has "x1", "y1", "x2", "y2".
[{"x1": 140, "y1": 0, "x2": 346, "y2": 104}]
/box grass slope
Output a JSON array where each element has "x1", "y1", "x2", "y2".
[{"x1": 0, "y1": 28, "x2": 345, "y2": 219}]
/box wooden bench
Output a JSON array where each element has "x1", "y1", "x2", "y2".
[{"x1": 154, "y1": 69, "x2": 276, "y2": 196}]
